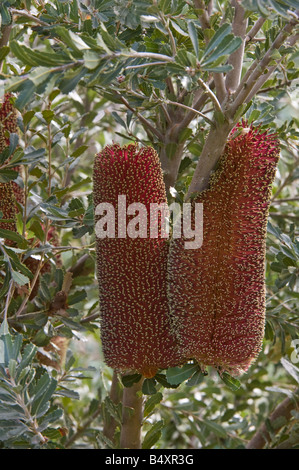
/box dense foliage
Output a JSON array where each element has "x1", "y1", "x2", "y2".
[{"x1": 0, "y1": 0, "x2": 298, "y2": 449}]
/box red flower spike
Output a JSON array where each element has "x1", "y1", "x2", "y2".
[
  {"x1": 0, "y1": 93, "x2": 18, "y2": 152},
  {"x1": 0, "y1": 182, "x2": 18, "y2": 231},
  {"x1": 93, "y1": 144, "x2": 181, "y2": 377},
  {"x1": 168, "y1": 123, "x2": 280, "y2": 376}
]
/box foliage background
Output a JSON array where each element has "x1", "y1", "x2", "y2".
[{"x1": 0, "y1": 0, "x2": 298, "y2": 449}]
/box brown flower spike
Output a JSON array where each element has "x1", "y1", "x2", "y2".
[
  {"x1": 93, "y1": 144, "x2": 181, "y2": 378},
  {"x1": 168, "y1": 123, "x2": 280, "y2": 376}
]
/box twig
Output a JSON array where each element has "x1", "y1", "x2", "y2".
[
  {"x1": 245, "y1": 32, "x2": 299, "y2": 104},
  {"x1": 229, "y1": 13, "x2": 299, "y2": 118},
  {"x1": 2, "y1": 279, "x2": 14, "y2": 322},
  {"x1": 9, "y1": 8, "x2": 49, "y2": 26},
  {"x1": 114, "y1": 91, "x2": 164, "y2": 141},
  {"x1": 125, "y1": 61, "x2": 168, "y2": 70},
  {"x1": 197, "y1": 77, "x2": 222, "y2": 113},
  {"x1": 164, "y1": 98, "x2": 214, "y2": 125},
  {"x1": 245, "y1": 17, "x2": 266, "y2": 43}
]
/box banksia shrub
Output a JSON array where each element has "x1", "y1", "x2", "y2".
[
  {"x1": 168, "y1": 123, "x2": 280, "y2": 376},
  {"x1": 93, "y1": 143, "x2": 181, "y2": 378}
]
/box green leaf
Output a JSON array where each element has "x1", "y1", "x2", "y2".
[
  {"x1": 16, "y1": 344, "x2": 37, "y2": 381},
  {"x1": 15, "y1": 80, "x2": 36, "y2": 110},
  {"x1": 67, "y1": 289, "x2": 87, "y2": 305},
  {"x1": 9, "y1": 133, "x2": 19, "y2": 157},
  {"x1": 102, "y1": 396, "x2": 122, "y2": 425},
  {"x1": 83, "y1": 50, "x2": 101, "y2": 70},
  {"x1": 220, "y1": 372, "x2": 241, "y2": 391},
  {"x1": 202, "y1": 35, "x2": 242, "y2": 66},
  {"x1": 69, "y1": 31, "x2": 89, "y2": 50},
  {"x1": 0, "y1": 169, "x2": 19, "y2": 183},
  {"x1": 0, "y1": 331, "x2": 23, "y2": 366},
  {"x1": 30, "y1": 373, "x2": 57, "y2": 418},
  {"x1": 142, "y1": 378, "x2": 157, "y2": 395},
  {"x1": 202, "y1": 419, "x2": 227, "y2": 438},
  {"x1": 187, "y1": 21, "x2": 199, "y2": 59},
  {"x1": 59, "y1": 67, "x2": 88, "y2": 94},
  {"x1": 11, "y1": 270, "x2": 29, "y2": 287},
  {"x1": 202, "y1": 23, "x2": 232, "y2": 59},
  {"x1": 142, "y1": 420, "x2": 164, "y2": 449},
  {"x1": 186, "y1": 370, "x2": 204, "y2": 387},
  {"x1": 166, "y1": 363, "x2": 199, "y2": 385},
  {"x1": 0, "y1": 228, "x2": 28, "y2": 248},
  {"x1": 281, "y1": 358, "x2": 299, "y2": 384},
  {"x1": 71, "y1": 145, "x2": 89, "y2": 158},
  {"x1": 121, "y1": 373, "x2": 142, "y2": 387},
  {"x1": 144, "y1": 392, "x2": 163, "y2": 416},
  {"x1": 30, "y1": 67, "x2": 51, "y2": 87}
]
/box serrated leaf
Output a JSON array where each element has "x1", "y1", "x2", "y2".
[
  {"x1": 281, "y1": 358, "x2": 299, "y2": 384},
  {"x1": 15, "y1": 80, "x2": 36, "y2": 110},
  {"x1": 220, "y1": 372, "x2": 241, "y2": 391},
  {"x1": 142, "y1": 378, "x2": 157, "y2": 395},
  {"x1": 0, "y1": 169, "x2": 19, "y2": 183},
  {"x1": 30, "y1": 67, "x2": 51, "y2": 86},
  {"x1": 202, "y1": 419, "x2": 227, "y2": 438},
  {"x1": 71, "y1": 145, "x2": 89, "y2": 158},
  {"x1": 9, "y1": 133, "x2": 19, "y2": 156},
  {"x1": 103, "y1": 396, "x2": 122, "y2": 425},
  {"x1": 69, "y1": 31, "x2": 89, "y2": 50},
  {"x1": 31, "y1": 374, "x2": 57, "y2": 418},
  {"x1": 186, "y1": 370, "x2": 204, "y2": 387},
  {"x1": 83, "y1": 50, "x2": 101, "y2": 70},
  {"x1": 122, "y1": 373, "x2": 142, "y2": 387},
  {"x1": 144, "y1": 392, "x2": 163, "y2": 416},
  {"x1": 11, "y1": 270, "x2": 29, "y2": 287},
  {"x1": 0, "y1": 331, "x2": 23, "y2": 366},
  {"x1": 166, "y1": 363, "x2": 199, "y2": 385},
  {"x1": 142, "y1": 420, "x2": 164, "y2": 449}
]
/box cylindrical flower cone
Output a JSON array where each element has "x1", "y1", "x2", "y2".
[
  {"x1": 168, "y1": 123, "x2": 280, "y2": 376},
  {"x1": 0, "y1": 93, "x2": 18, "y2": 152},
  {"x1": 93, "y1": 143, "x2": 181, "y2": 378}
]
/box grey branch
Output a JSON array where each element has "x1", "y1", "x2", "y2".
[{"x1": 226, "y1": 0, "x2": 248, "y2": 93}]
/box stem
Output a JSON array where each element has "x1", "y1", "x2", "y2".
[
  {"x1": 246, "y1": 389, "x2": 299, "y2": 449},
  {"x1": 120, "y1": 377, "x2": 144, "y2": 449},
  {"x1": 164, "y1": 99, "x2": 214, "y2": 125},
  {"x1": 9, "y1": 8, "x2": 49, "y2": 26},
  {"x1": 185, "y1": 120, "x2": 233, "y2": 199},
  {"x1": 245, "y1": 17, "x2": 266, "y2": 43}
]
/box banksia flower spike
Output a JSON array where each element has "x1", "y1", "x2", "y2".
[
  {"x1": 168, "y1": 123, "x2": 280, "y2": 376},
  {"x1": 0, "y1": 93, "x2": 18, "y2": 152},
  {"x1": 0, "y1": 182, "x2": 18, "y2": 231},
  {"x1": 93, "y1": 143, "x2": 181, "y2": 378},
  {"x1": 0, "y1": 92, "x2": 23, "y2": 233}
]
